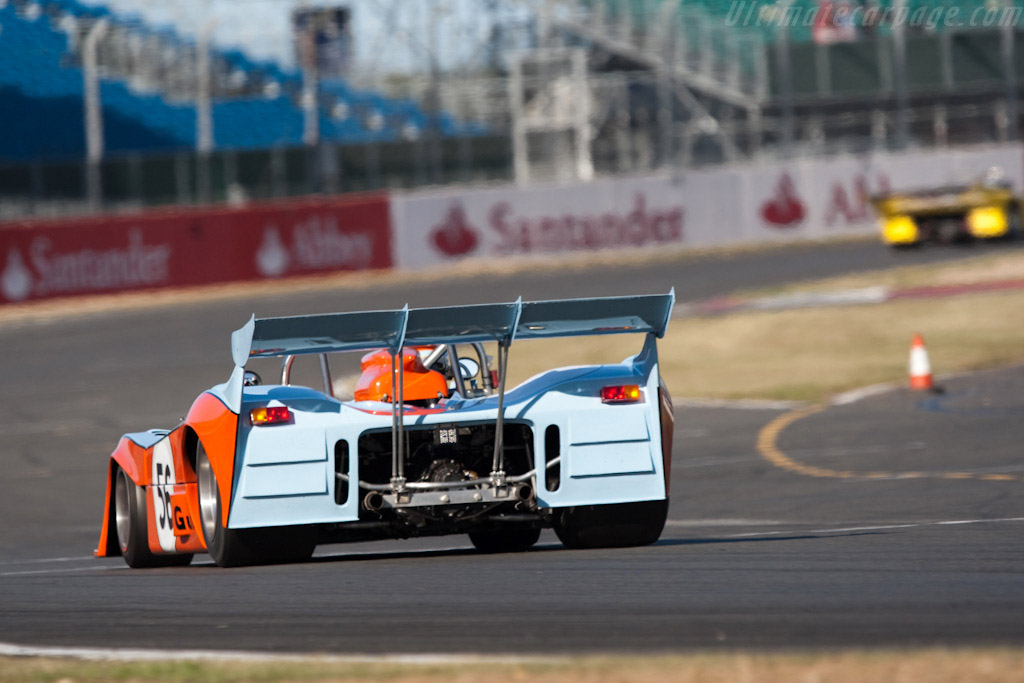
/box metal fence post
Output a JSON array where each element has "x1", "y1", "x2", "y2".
[
  {"x1": 775, "y1": 0, "x2": 795, "y2": 157},
  {"x1": 892, "y1": 0, "x2": 910, "y2": 149},
  {"x1": 1001, "y1": 0, "x2": 1018, "y2": 141}
]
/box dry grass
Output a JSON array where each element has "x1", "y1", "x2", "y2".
[
  {"x1": 2, "y1": 649, "x2": 1024, "y2": 683},
  {"x1": 506, "y1": 289, "x2": 1024, "y2": 402}
]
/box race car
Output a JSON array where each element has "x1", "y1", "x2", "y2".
[
  {"x1": 96, "y1": 293, "x2": 676, "y2": 568},
  {"x1": 871, "y1": 172, "x2": 1021, "y2": 247}
]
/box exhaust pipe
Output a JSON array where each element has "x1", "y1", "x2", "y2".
[
  {"x1": 363, "y1": 491, "x2": 385, "y2": 512},
  {"x1": 513, "y1": 483, "x2": 533, "y2": 502}
]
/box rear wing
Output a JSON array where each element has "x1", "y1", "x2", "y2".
[{"x1": 230, "y1": 291, "x2": 675, "y2": 365}]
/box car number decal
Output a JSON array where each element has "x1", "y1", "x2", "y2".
[{"x1": 150, "y1": 439, "x2": 178, "y2": 553}]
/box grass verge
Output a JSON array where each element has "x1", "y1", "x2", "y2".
[{"x1": 2, "y1": 649, "x2": 1024, "y2": 683}]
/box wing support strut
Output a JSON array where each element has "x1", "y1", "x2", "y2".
[
  {"x1": 489, "y1": 297, "x2": 522, "y2": 488},
  {"x1": 388, "y1": 306, "x2": 409, "y2": 493}
]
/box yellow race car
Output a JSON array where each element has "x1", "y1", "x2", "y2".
[{"x1": 872, "y1": 173, "x2": 1021, "y2": 247}]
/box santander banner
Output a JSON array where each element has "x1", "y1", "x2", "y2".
[
  {"x1": 391, "y1": 171, "x2": 744, "y2": 269},
  {"x1": 392, "y1": 144, "x2": 1023, "y2": 269},
  {"x1": 0, "y1": 195, "x2": 390, "y2": 305}
]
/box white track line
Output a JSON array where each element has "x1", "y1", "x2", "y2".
[
  {"x1": 831, "y1": 382, "x2": 900, "y2": 405},
  {"x1": 0, "y1": 556, "x2": 94, "y2": 567},
  {"x1": 690, "y1": 516, "x2": 1024, "y2": 539},
  {"x1": 0, "y1": 641, "x2": 564, "y2": 664},
  {"x1": 0, "y1": 565, "x2": 124, "y2": 578},
  {"x1": 665, "y1": 519, "x2": 791, "y2": 527}
]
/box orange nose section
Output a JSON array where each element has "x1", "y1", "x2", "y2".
[{"x1": 354, "y1": 347, "x2": 449, "y2": 403}]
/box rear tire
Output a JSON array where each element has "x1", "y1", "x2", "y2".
[
  {"x1": 114, "y1": 467, "x2": 193, "y2": 568},
  {"x1": 197, "y1": 445, "x2": 259, "y2": 567},
  {"x1": 197, "y1": 445, "x2": 316, "y2": 567},
  {"x1": 468, "y1": 524, "x2": 541, "y2": 553},
  {"x1": 554, "y1": 499, "x2": 668, "y2": 549}
]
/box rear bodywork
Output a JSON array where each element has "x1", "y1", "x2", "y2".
[
  {"x1": 97, "y1": 293, "x2": 676, "y2": 562},
  {"x1": 872, "y1": 182, "x2": 1020, "y2": 246}
]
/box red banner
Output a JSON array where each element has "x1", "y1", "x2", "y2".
[{"x1": 0, "y1": 195, "x2": 392, "y2": 305}]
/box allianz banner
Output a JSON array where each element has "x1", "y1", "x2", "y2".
[{"x1": 0, "y1": 195, "x2": 391, "y2": 305}]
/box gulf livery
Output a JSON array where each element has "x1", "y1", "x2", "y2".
[{"x1": 97, "y1": 293, "x2": 675, "y2": 567}]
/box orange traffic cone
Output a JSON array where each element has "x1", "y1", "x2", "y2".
[{"x1": 908, "y1": 333, "x2": 933, "y2": 390}]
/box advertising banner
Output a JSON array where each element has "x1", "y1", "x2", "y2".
[
  {"x1": 391, "y1": 171, "x2": 744, "y2": 270},
  {"x1": 741, "y1": 145, "x2": 1024, "y2": 241},
  {"x1": 393, "y1": 144, "x2": 1023, "y2": 269},
  {"x1": 0, "y1": 195, "x2": 391, "y2": 306}
]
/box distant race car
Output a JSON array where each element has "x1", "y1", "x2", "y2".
[
  {"x1": 96, "y1": 293, "x2": 676, "y2": 567},
  {"x1": 872, "y1": 173, "x2": 1021, "y2": 247}
]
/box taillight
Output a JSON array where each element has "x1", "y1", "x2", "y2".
[
  {"x1": 601, "y1": 385, "x2": 641, "y2": 403},
  {"x1": 250, "y1": 406, "x2": 292, "y2": 426}
]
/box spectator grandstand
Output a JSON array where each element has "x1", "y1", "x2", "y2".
[{"x1": 0, "y1": 0, "x2": 478, "y2": 162}]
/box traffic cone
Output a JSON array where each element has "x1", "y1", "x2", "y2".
[{"x1": 908, "y1": 333, "x2": 933, "y2": 390}]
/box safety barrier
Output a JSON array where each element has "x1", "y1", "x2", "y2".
[
  {"x1": 1, "y1": 144, "x2": 1019, "y2": 305},
  {"x1": 0, "y1": 195, "x2": 391, "y2": 305}
]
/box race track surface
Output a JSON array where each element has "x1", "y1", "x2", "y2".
[{"x1": 1, "y1": 239, "x2": 1022, "y2": 654}]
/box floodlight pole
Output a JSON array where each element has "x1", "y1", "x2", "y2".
[
  {"x1": 196, "y1": 18, "x2": 216, "y2": 204},
  {"x1": 83, "y1": 19, "x2": 109, "y2": 212},
  {"x1": 301, "y1": 15, "x2": 319, "y2": 148}
]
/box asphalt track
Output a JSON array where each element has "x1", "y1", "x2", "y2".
[{"x1": 1, "y1": 238, "x2": 1023, "y2": 655}]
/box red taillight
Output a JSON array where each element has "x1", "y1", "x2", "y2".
[
  {"x1": 250, "y1": 406, "x2": 292, "y2": 426},
  {"x1": 601, "y1": 385, "x2": 641, "y2": 403}
]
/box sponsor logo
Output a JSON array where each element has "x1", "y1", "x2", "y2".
[
  {"x1": 489, "y1": 192, "x2": 684, "y2": 255},
  {"x1": 256, "y1": 215, "x2": 375, "y2": 277},
  {"x1": 1, "y1": 229, "x2": 172, "y2": 302},
  {"x1": 429, "y1": 203, "x2": 479, "y2": 257},
  {"x1": 256, "y1": 227, "x2": 289, "y2": 277},
  {"x1": 760, "y1": 172, "x2": 806, "y2": 228},
  {"x1": 825, "y1": 172, "x2": 891, "y2": 227},
  {"x1": 1, "y1": 248, "x2": 32, "y2": 302}
]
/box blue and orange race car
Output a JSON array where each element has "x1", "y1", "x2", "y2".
[{"x1": 96, "y1": 293, "x2": 675, "y2": 567}]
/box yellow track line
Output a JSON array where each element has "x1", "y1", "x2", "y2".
[{"x1": 756, "y1": 403, "x2": 1023, "y2": 482}]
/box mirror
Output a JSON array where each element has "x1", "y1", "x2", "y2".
[
  {"x1": 243, "y1": 371, "x2": 262, "y2": 387},
  {"x1": 458, "y1": 358, "x2": 479, "y2": 380}
]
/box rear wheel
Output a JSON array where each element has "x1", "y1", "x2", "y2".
[
  {"x1": 114, "y1": 467, "x2": 192, "y2": 568},
  {"x1": 197, "y1": 445, "x2": 315, "y2": 567},
  {"x1": 197, "y1": 445, "x2": 259, "y2": 567},
  {"x1": 468, "y1": 523, "x2": 541, "y2": 553},
  {"x1": 554, "y1": 499, "x2": 668, "y2": 549}
]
